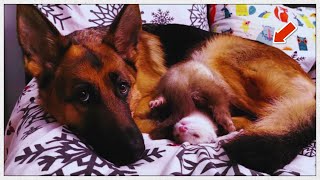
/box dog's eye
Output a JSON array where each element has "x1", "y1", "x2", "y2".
[
  {"x1": 73, "y1": 83, "x2": 96, "y2": 104},
  {"x1": 118, "y1": 81, "x2": 130, "y2": 96},
  {"x1": 109, "y1": 72, "x2": 130, "y2": 98},
  {"x1": 78, "y1": 90, "x2": 90, "y2": 103}
]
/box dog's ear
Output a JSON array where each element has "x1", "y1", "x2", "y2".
[
  {"x1": 108, "y1": 5, "x2": 142, "y2": 60},
  {"x1": 17, "y1": 5, "x2": 69, "y2": 79}
]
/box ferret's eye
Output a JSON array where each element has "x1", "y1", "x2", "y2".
[{"x1": 193, "y1": 133, "x2": 200, "y2": 138}]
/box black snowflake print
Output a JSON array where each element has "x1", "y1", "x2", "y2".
[
  {"x1": 36, "y1": 4, "x2": 72, "y2": 30},
  {"x1": 171, "y1": 143, "x2": 270, "y2": 176},
  {"x1": 89, "y1": 4, "x2": 124, "y2": 27},
  {"x1": 151, "y1": 9, "x2": 174, "y2": 25},
  {"x1": 188, "y1": 5, "x2": 208, "y2": 30},
  {"x1": 140, "y1": 148, "x2": 166, "y2": 163},
  {"x1": 21, "y1": 125, "x2": 42, "y2": 140},
  {"x1": 16, "y1": 97, "x2": 56, "y2": 139},
  {"x1": 14, "y1": 127, "x2": 166, "y2": 175},
  {"x1": 299, "y1": 141, "x2": 316, "y2": 157},
  {"x1": 172, "y1": 143, "x2": 235, "y2": 175},
  {"x1": 15, "y1": 129, "x2": 138, "y2": 175}
]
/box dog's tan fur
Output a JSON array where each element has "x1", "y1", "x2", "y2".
[{"x1": 193, "y1": 35, "x2": 315, "y2": 173}]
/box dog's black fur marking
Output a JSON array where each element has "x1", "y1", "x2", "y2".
[{"x1": 142, "y1": 24, "x2": 212, "y2": 67}]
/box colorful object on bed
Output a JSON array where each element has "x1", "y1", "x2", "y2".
[
  {"x1": 208, "y1": 4, "x2": 316, "y2": 73},
  {"x1": 274, "y1": 6, "x2": 288, "y2": 23},
  {"x1": 4, "y1": 79, "x2": 316, "y2": 175},
  {"x1": 256, "y1": 25, "x2": 275, "y2": 45}
]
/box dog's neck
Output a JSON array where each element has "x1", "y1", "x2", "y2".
[{"x1": 134, "y1": 32, "x2": 167, "y2": 96}]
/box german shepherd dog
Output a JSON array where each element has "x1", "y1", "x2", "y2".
[
  {"x1": 17, "y1": 4, "x2": 315, "y2": 173},
  {"x1": 16, "y1": 4, "x2": 209, "y2": 165}
]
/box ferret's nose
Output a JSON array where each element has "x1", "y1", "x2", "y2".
[{"x1": 179, "y1": 126, "x2": 188, "y2": 133}]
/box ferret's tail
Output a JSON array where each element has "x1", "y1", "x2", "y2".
[{"x1": 223, "y1": 96, "x2": 315, "y2": 174}]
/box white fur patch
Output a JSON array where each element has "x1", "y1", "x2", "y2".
[
  {"x1": 173, "y1": 111, "x2": 218, "y2": 144},
  {"x1": 173, "y1": 111, "x2": 242, "y2": 144}
]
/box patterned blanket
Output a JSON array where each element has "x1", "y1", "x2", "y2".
[{"x1": 4, "y1": 79, "x2": 316, "y2": 175}]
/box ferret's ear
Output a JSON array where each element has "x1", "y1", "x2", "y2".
[
  {"x1": 107, "y1": 5, "x2": 142, "y2": 60},
  {"x1": 17, "y1": 5, "x2": 69, "y2": 79}
]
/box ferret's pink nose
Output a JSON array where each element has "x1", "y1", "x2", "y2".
[{"x1": 179, "y1": 126, "x2": 188, "y2": 133}]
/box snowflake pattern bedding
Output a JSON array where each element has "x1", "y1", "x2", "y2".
[{"x1": 4, "y1": 79, "x2": 316, "y2": 175}]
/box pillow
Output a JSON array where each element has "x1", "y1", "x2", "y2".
[
  {"x1": 35, "y1": 4, "x2": 209, "y2": 36},
  {"x1": 208, "y1": 4, "x2": 316, "y2": 73}
]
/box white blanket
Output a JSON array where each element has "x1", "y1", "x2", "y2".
[{"x1": 4, "y1": 79, "x2": 316, "y2": 175}]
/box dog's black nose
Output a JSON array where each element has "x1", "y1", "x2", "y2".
[
  {"x1": 87, "y1": 127, "x2": 145, "y2": 165},
  {"x1": 124, "y1": 140, "x2": 145, "y2": 163},
  {"x1": 102, "y1": 138, "x2": 145, "y2": 166},
  {"x1": 78, "y1": 108, "x2": 146, "y2": 165}
]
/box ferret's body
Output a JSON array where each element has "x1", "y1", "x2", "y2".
[{"x1": 149, "y1": 59, "x2": 235, "y2": 141}]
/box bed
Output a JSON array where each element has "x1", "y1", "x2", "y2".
[{"x1": 4, "y1": 4, "x2": 316, "y2": 175}]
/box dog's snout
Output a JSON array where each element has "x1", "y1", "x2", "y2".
[
  {"x1": 127, "y1": 139, "x2": 145, "y2": 162},
  {"x1": 105, "y1": 136, "x2": 145, "y2": 166},
  {"x1": 84, "y1": 128, "x2": 145, "y2": 166},
  {"x1": 121, "y1": 130, "x2": 145, "y2": 163}
]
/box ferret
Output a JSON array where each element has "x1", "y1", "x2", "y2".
[
  {"x1": 148, "y1": 59, "x2": 236, "y2": 142},
  {"x1": 172, "y1": 111, "x2": 241, "y2": 144}
]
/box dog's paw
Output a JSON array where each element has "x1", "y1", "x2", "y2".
[{"x1": 149, "y1": 96, "x2": 166, "y2": 109}]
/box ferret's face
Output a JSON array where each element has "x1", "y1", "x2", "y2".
[{"x1": 173, "y1": 111, "x2": 218, "y2": 144}]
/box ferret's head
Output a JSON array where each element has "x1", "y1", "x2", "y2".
[{"x1": 173, "y1": 111, "x2": 218, "y2": 144}]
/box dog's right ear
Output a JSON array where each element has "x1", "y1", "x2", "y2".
[
  {"x1": 17, "y1": 5, "x2": 69, "y2": 79},
  {"x1": 107, "y1": 5, "x2": 142, "y2": 60}
]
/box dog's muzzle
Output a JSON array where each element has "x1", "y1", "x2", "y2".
[{"x1": 79, "y1": 114, "x2": 145, "y2": 165}]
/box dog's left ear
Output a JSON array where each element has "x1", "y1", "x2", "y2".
[
  {"x1": 108, "y1": 5, "x2": 142, "y2": 60},
  {"x1": 16, "y1": 5, "x2": 69, "y2": 80}
]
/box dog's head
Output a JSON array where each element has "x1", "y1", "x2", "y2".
[{"x1": 17, "y1": 5, "x2": 148, "y2": 165}]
